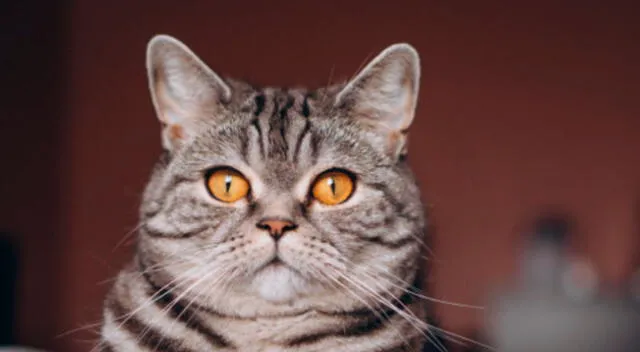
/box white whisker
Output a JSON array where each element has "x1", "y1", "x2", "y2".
[
  {"x1": 429, "y1": 325, "x2": 496, "y2": 351},
  {"x1": 356, "y1": 262, "x2": 485, "y2": 310},
  {"x1": 312, "y1": 265, "x2": 414, "y2": 351}
]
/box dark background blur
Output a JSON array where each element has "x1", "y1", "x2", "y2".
[{"x1": 1, "y1": 1, "x2": 639, "y2": 351}]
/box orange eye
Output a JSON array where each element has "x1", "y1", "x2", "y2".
[
  {"x1": 206, "y1": 168, "x2": 250, "y2": 203},
  {"x1": 311, "y1": 170, "x2": 355, "y2": 206}
]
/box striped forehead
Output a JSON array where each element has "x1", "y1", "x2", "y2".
[{"x1": 245, "y1": 88, "x2": 317, "y2": 175}]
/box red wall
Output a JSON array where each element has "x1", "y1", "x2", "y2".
[
  {"x1": 1, "y1": 0, "x2": 67, "y2": 348},
  {"x1": 4, "y1": 1, "x2": 639, "y2": 351}
]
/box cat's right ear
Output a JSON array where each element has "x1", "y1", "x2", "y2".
[
  {"x1": 334, "y1": 43, "x2": 421, "y2": 160},
  {"x1": 146, "y1": 35, "x2": 232, "y2": 151}
]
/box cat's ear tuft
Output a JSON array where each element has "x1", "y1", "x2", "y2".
[
  {"x1": 146, "y1": 34, "x2": 231, "y2": 150},
  {"x1": 335, "y1": 43, "x2": 421, "y2": 158}
]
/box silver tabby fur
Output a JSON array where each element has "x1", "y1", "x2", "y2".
[{"x1": 99, "y1": 34, "x2": 432, "y2": 352}]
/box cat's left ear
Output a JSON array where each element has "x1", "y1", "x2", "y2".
[{"x1": 335, "y1": 43, "x2": 420, "y2": 158}]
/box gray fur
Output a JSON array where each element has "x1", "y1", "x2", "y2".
[{"x1": 99, "y1": 34, "x2": 430, "y2": 352}]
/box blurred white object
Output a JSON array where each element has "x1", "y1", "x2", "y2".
[
  {"x1": 561, "y1": 258, "x2": 599, "y2": 301},
  {"x1": 489, "y1": 295, "x2": 640, "y2": 352},
  {"x1": 486, "y1": 215, "x2": 640, "y2": 352}
]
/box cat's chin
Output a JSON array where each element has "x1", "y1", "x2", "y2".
[{"x1": 250, "y1": 261, "x2": 309, "y2": 303}]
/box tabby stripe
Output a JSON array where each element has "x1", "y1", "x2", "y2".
[
  {"x1": 266, "y1": 94, "x2": 286, "y2": 158},
  {"x1": 99, "y1": 341, "x2": 115, "y2": 352},
  {"x1": 250, "y1": 117, "x2": 265, "y2": 158},
  {"x1": 137, "y1": 262, "x2": 220, "y2": 320},
  {"x1": 336, "y1": 223, "x2": 417, "y2": 249},
  {"x1": 365, "y1": 234, "x2": 417, "y2": 249},
  {"x1": 157, "y1": 176, "x2": 196, "y2": 210},
  {"x1": 309, "y1": 131, "x2": 321, "y2": 164},
  {"x1": 293, "y1": 117, "x2": 311, "y2": 164},
  {"x1": 369, "y1": 182, "x2": 420, "y2": 223},
  {"x1": 253, "y1": 93, "x2": 266, "y2": 116},
  {"x1": 107, "y1": 296, "x2": 195, "y2": 352},
  {"x1": 286, "y1": 283, "x2": 417, "y2": 346},
  {"x1": 239, "y1": 124, "x2": 250, "y2": 161},
  {"x1": 137, "y1": 261, "x2": 230, "y2": 322},
  {"x1": 143, "y1": 175, "x2": 197, "y2": 221},
  {"x1": 164, "y1": 175, "x2": 196, "y2": 194},
  {"x1": 279, "y1": 94, "x2": 295, "y2": 159},
  {"x1": 301, "y1": 93, "x2": 311, "y2": 117},
  {"x1": 141, "y1": 223, "x2": 209, "y2": 239},
  {"x1": 148, "y1": 280, "x2": 232, "y2": 348},
  {"x1": 266, "y1": 94, "x2": 278, "y2": 157}
]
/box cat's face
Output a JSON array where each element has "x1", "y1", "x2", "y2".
[{"x1": 137, "y1": 35, "x2": 425, "y2": 312}]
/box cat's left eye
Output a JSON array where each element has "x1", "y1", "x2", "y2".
[
  {"x1": 206, "y1": 167, "x2": 250, "y2": 203},
  {"x1": 311, "y1": 170, "x2": 355, "y2": 206}
]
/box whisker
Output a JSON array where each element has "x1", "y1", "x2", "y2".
[
  {"x1": 348, "y1": 261, "x2": 490, "y2": 350},
  {"x1": 112, "y1": 221, "x2": 145, "y2": 252},
  {"x1": 325, "y1": 65, "x2": 336, "y2": 89},
  {"x1": 341, "y1": 267, "x2": 448, "y2": 352},
  {"x1": 348, "y1": 51, "x2": 376, "y2": 84},
  {"x1": 429, "y1": 326, "x2": 496, "y2": 351},
  {"x1": 60, "y1": 256, "x2": 200, "y2": 340},
  {"x1": 313, "y1": 266, "x2": 413, "y2": 350},
  {"x1": 355, "y1": 263, "x2": 485, "y2": 310},
  {"x1": 350, "y1": 262, "x2": 488, "y2": 351},
  {"x1": 135, "y1": 268, "x2": 217, "y2": 350},
  {"x1": 148, "y1": 269, "x2": 231, "y2": 351},
  {"x1": 57, "y1": 321, "x2": 104, "y2": 338},
  {"x1": 103, "y1": 240, "x2": 239, "y2": 287},
  {"x1": 331, "y1": 269, "x2": 442, "y2": 350},
  {"x1": 112, "y1": 262, "x2": 201, "y2": 332}
]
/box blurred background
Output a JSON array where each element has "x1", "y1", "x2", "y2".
[{"x1": 1, "y1": 1, "x2": 639, "y2": 351}]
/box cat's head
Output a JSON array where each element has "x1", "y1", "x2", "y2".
[{"x1": 137, "y1": 35, "x2": 426, "y2": 315}]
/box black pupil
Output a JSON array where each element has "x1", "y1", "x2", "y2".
[
  {"x1": 328, "y1": 177, "x2": 336, "y2": 195},
  {"x1": 224, "y1": 174, "x2": 232, "y2": 193}
]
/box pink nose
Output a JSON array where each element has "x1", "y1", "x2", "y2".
[{"x1": 256, "y1": 218, "x2": 298, "y2": 239}]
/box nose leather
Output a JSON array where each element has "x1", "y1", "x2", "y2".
[{"x1": 256, "y1": 218, "x2": 297, "y2": 239}]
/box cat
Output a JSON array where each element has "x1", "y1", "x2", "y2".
[{"x1": 98, "y1": 34, "x2": 441, "y2": 352}]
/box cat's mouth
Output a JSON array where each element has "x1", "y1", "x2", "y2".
[
  {"x1": 268, "y1": 257, "x2": 284, "y2": 266},
  {"x1": 260, "y1": 256, "x2": 289, "y2": 271},
  {"x1": 256, "y1": 254, "x2": 304, "y2": 277}
]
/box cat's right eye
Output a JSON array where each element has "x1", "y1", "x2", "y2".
[{"x1": 205, "y1": 167, "x2": 250, "y2": 203}]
